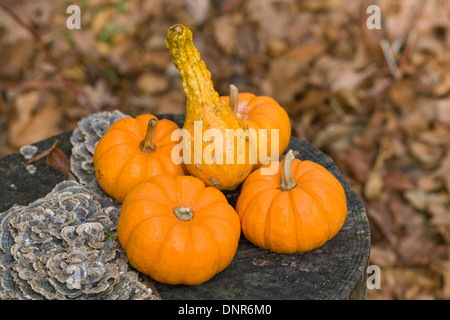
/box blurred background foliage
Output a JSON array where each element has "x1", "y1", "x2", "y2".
[{"x1": 0, "y1": 0, "x2": 450, "y2": 299}]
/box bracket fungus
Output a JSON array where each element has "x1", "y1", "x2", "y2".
[
  {"x1": 70, "y1": 110, "x2": 128, "y2": 186},
  {"x1": 0, "y1": 180, "x2": 158, "y2": 300},
  {"x1": 19, "y1": 145, "x2": 38, "y2": 160}
]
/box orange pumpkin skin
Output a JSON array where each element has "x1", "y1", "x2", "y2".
[
  {"x1": 117, "y1": 175, "x2": 241, "y2": 286},
  {"x1": 220, "y1": 93, "x2": 291, "y2": 168},
  {"x1": 236, "y1": 151, "x2": 347, "y2": 254},
  {"x1": 93, "y1": 114, "x2": 186, "y2": 203}
]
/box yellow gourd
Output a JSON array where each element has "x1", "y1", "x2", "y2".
[{"x1": 166, "y1": 24, "x2": 253, "y2": 190}]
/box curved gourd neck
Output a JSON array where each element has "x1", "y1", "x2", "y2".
[{"x1": 166, "y1": 24, "x2": 221, "y2": 112}]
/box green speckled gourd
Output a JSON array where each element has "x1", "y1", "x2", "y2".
[{"x1": 166, "y1": 24, "x2": 253, "y2": 190}]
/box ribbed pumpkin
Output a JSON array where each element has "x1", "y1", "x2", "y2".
[
  {"x1": 236, "y1": 150, "x2": 347, "y2": 253},
  {"x1": 220, "y1": 85, "x2": 291, "y2": 168},
  {"x1": 93, "y1": 114, "x2": 186, "y2": 203},
  {"x1": 117, "y1": 175, "x2": 241, "y2": 285},
  {"x1": 166, "y1": 24, "x2": 253, "y2": 191}
]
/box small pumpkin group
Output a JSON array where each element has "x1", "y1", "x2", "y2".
[{"x1": 92, "y1": 24, "x2": 347, "y2": 286}]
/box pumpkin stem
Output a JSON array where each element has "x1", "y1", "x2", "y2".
[
  {"x1": 229, "y1": 84, "x2": 241, "y2": 116},
  {"x1": 280, "y1": 150, "x2": 297, "y2": 191},
  {"x1": 173, "y1": 206, "x2": 194, "y2": 221},
  {"x1": 140, "y1": 118, "x2": 157, "y2": 153}
]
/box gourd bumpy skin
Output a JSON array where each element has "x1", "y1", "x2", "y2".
[{"x1": 166, "y1": 24, "x2": 253, "y2": 190}]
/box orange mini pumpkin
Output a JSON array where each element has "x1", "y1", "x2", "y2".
[
  {"x1": 117, "y1": 175, "x2": 241, "y2": 286},
  {"x1": 236, "y1": 150, "x2": 347, "y2": 254},
  {"x1": 220, "y1": 85, "x2": 291, "y2": 168},
  {"x1": 93, "y1": 114, "x2": 186, "y2": 203}
]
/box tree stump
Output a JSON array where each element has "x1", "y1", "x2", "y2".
[{"x1": 0, "y1": 113, "x2": 370, "y2": 300}]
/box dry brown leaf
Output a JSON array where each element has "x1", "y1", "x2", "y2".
[
  {"x1": 186, "y1": 0, "x2": 211, "y2": 26},
  {"x1": 46, "y1": 146, "x2": 76, "y2": 180},
  {"x1": 154, "y1": 91, "x2": 185, "y2": 114},
  {"x1": 0, "y1": 41, "x2": 35, "y2": 78},
  {"x1": 428, "y1": 203, "x2": 450, "y2": 243},
  {"x1": 383, "y1": 171, "x2": 412, "y2": 192},
  {"x1": 70, "y1": 30, "x2": 100, "y2": 58},
  {"x1": 298, "y1": 0, "x2": 341, "y2": 12},
  {"x1": 403, "y1": 190, "x2": 449, "y2": 212},
  {"x1": 289, "y1": 88, "x2": 330, "y2": 114},
  {"x1": 416, "y1": 174, "x2": 443, "y2": 192},
  {"x1": 213, "y1": 14, "x2": 241, "y2": 56},
  {"x1": 435, "y1": 98, "x2": 450, "y2": 126},
  {"x1": 246, "y1": 0, "x2": 291, "y2": 41},
  {"x1": 136, "y1": 73, "x2": 168, "y2": 95},
  {"x1": 313, "y1": 123, "x2": 352, "y2": 149},
  {"x1": 431, "y1": 260, "x2": 450, "y2": 298},
  {"x1": 8, "y1": 91, "x2": 62, "y2": 148},
  {"x1": 418, "y1": 124, "x2": 450, "y2": 147},
  {"x1": 352, "y1": 112, "x2": 386, "y2": 151},
  {"x1": 377, "y1": 266, "x2": 440, "y2": 300},
  {"x1": 26, "y1": 139, "x2": 58, "y2": 165},
  {"x1": 262, "y1": 43, "x2": 326, "y2": 105},
  {"x1": 82, "y1": 79, "x2": 119, "y2": 110},
  {"x1": 366, "y1": 200, "x2": 399, "y2": 246},
  {"x1": 24, "y1": 138, "x2": 75, "y2": 179},
  {"x1": 389, "y1": 79, "x2": 418, "y2": 111},
  {"x1": 364, "y1": 169, "x2": 384, "y2": 201},
  {"x1": 91, "y1": 7, "x2": 114, "y2": 36},
  {"x1": 400, "y1": 111, "x2": 431, "y2": 136},
  {"x1": 343, "y1": 149, "x2": 371, "y2": 183},
  {"x1": 370, "y1": 245, "x2": 397, "y2": 267},
  {"x1": 408, "y1": 141, "x2": 442, "y2": 170},
  {"x1": 435, "y1": 152, "x2": 450, "y2": 193}
]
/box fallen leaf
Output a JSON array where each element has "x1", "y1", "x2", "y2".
[
  {"x1": 416, "y1": 173, "x2": 443, "y2": 192},
  {"x1": 383, "y1": 170, "x2": 412, "y2": 191},
  {"x1": 262, "y1": 43, "x2": 326, "y2": 105},
  {"x1": 370, "y1": 245, "x2": 397, "y2": 267},
  {"x1": 408, "y1": 141, "x2": 442, "y2": 170},
  {"x1": 435, "y1": 152, "x2": 450, "y2": 193},
  {"x1": 428, "y1": 202, "x2": 450, "y2": 243},
  {"x1": 213, "y1": 14, "x2": 241, "y2": 56},
  {"x1": 47, "y1": 146, "x2": 76, "y2": 180},
  {"x1": 8, "y1": 91, "x2": 63, "y2": 148},
  {"x1": 82, "y1": 79, "x2": 119, "y2": 110},
  {"x1": 26, "y1": 139, "x2": 58, "y2": 165},
  {"x1": 431, "y1": 260, "x2": 450, "y2": 298},
  {"x1": 136, "y1": 72, "x2": 168, "y2": 95},
  {"x1": 343, "y1": 149, "x2": 372, "y2": 183},
  {"x1": 186, "y1": 0, "x2": 211, "y2": 26},
  {"x1": 435, "y1": 98, "x2": 450, "y2": 126},
  {"x1": 403, "y1": 190, "x2": 449, "y2": 212},
  {"x1": 313, "y1": 121, "x2": 362, "y2": 151},
  {"x1": 389, "y1": 79, "x2": 418, "y2": 110},
  {"x1": 364, "y1": 169, "x2": 384, "y2": 201},
  {"x1": 418, "y1": 123, "x2": 450, "y2": 147}
]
